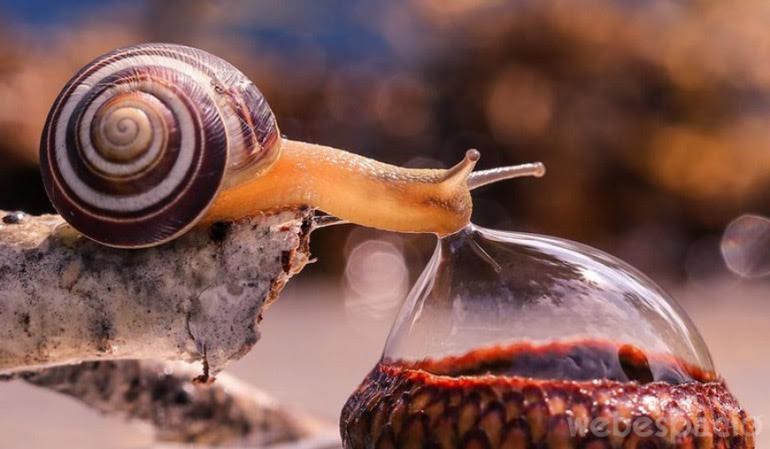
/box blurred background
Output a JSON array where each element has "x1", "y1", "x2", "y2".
[{"x1": 0, "y1": 0, "x2": 768, "y2": 447}]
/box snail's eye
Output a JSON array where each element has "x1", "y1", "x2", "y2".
[{"x1": 382, "y1": 224, "x2": 714, "y2": 384}]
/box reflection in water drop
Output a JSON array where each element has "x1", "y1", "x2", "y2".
[{"x1": 722, "y1": 214, "x2": 770, "y2": 278}]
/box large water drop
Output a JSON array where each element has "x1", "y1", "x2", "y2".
[{"x1": 383, "y1": 224, "x2": 714, "y2": 383}]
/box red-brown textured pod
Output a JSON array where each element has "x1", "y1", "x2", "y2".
[{"x1": 342, "y1": 341, "x2": 755, "y2": 449}]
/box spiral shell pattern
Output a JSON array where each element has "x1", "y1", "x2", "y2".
[{"x1": 40, "y1": 43, "x2": 280, "y2": 248}]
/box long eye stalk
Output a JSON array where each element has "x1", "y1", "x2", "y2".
[{"x1": 468, "y1": 161, "x2": 546, "y2": 190}]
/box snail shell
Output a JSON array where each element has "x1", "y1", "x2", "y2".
[{"x1": 40, "y1": 43, "x2": 280, "y2": 248}]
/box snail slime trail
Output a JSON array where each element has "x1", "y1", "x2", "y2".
[{"x1": 341, "y1": 225, "x2": 755, "y2": 449}]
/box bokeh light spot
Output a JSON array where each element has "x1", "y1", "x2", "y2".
[
  {"x1": 722, "y1": 214, "x2": 770, "y2": 278},
  {"x1": 344, "y1": 239, "x2": 409, "y2": 332}
]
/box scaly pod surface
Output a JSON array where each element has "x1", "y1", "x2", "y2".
[{"x1": 341, "y1": 340, "x2": 755, "y2": 449}]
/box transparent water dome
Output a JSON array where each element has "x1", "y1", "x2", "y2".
[{"x1": 383, "y1": 224, "x2": 714, "y2": 384}]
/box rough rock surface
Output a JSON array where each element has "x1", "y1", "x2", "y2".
[{"x1": 0, "y1": 209, "x2": 313, "y2": 375}]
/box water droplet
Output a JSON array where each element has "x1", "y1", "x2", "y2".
[{"x1": 383, "y1": 224, "x2": 713, "y2": 381}]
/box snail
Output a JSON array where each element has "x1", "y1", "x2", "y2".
[{"x1": 40, "y1": 43, "x2": 544, "y2": 248}]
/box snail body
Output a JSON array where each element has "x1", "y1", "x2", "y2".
[{"x1": 41, "y1": 43, "x2": 541, "y2": 248}]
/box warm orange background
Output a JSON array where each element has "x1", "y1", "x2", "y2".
[{"x1": 0, "y1": 1, "x2": 767, "y2": 447}]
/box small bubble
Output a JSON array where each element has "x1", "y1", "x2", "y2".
[{"x1": 721, "y1": 214, "x2": 770, "y2": 278}]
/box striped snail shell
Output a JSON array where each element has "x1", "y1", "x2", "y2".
[{"x1": 40, "y1": 43, "x2": 280, "y2": 248}]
